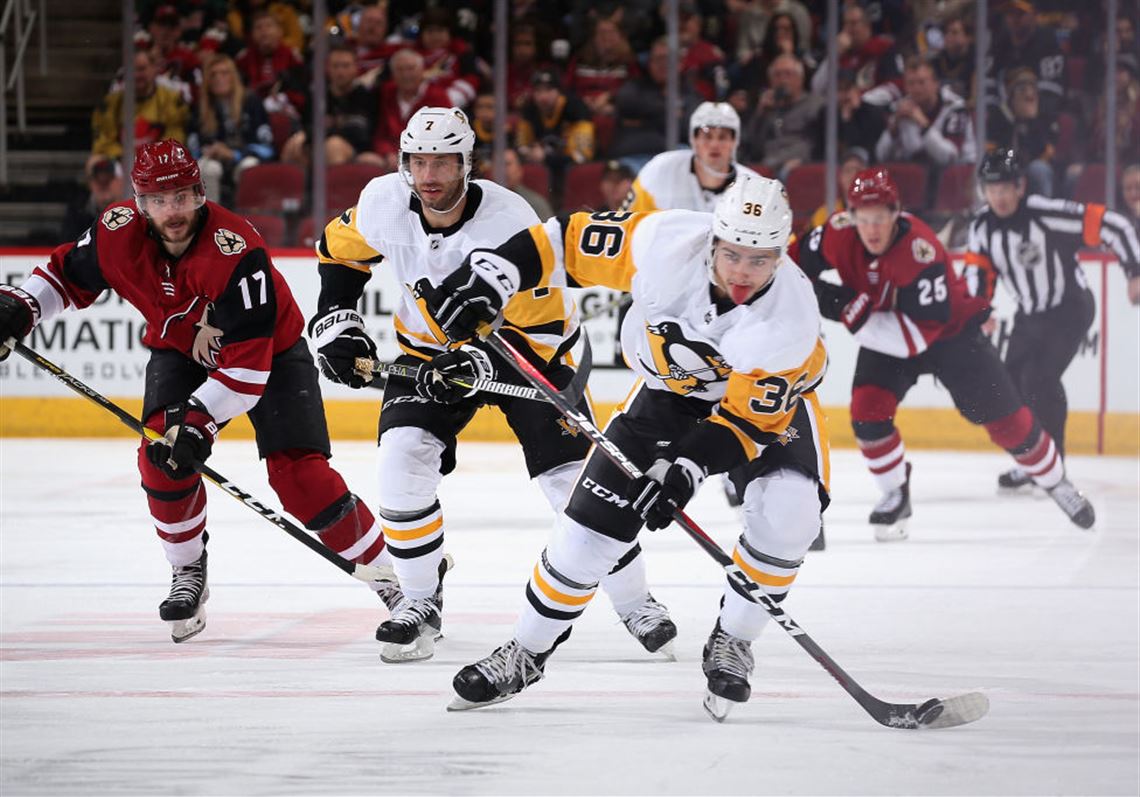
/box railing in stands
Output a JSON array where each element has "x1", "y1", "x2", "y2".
[{"x1": 0, "y1": 0, "x2": 46, "y2": 186}]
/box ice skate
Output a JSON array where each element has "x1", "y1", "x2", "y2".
[
  {"x1": 721, "y1": 473, "x2": 742, "y2": 508},
  {"x1": 701, "y1": 621, "x2": 755, "y2": 722},
  {"x1": 997, "y1": 467, "x2": 1034, "y2": 492},
  {"x1": 159, "y1": 548, "x2": 208, "y2": 643},
  {"x1": 1047, "y1": 478, "x2": 1096, "y2": 529},
  {"x1": 448, "y1": 638, "x2": 554, "y2": 711},
  {"x1": 375, "y1": 554, "x2": 453, "y2": 663},
  {"x1": 620, "y1": 594, "x2": 677, "y2": 659},
  {"x1": 870, "y1": 462, "x2": 912, "y2": 542}
]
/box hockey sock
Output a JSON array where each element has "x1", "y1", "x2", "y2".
[
  {"x1": 379, "y1": 502, "x2": 445, "y2": 600},
  {"x1": 517, "y1": 548, "x2": 598, "y2": 653},
  {"x1": 857, "y1": 430, "x2": 908, "y2": 493},
  {"x1": 599, "y1": 543, "x2": 650, "y2": 617},
  {"x1": 721, "y1": 536, "x2": 801, "y2": 640},
  {"x1": 139, "y1": 413, "x2": 207, "y2": 567},
  {"x1": 985, "y1": 407, "x2": 1064, "y2": 489},
  {"x1": 266, "y1": 449, "x2": 390, "y2": 566}
]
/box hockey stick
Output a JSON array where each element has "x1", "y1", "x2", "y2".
[
  {"x1": 579, "y1": 291, "x2": 631, "y2": 323},
  {"x1": 482, "y1": 329, "x2": 989, "y2": 730},
  {"x1": 11, "y1": 342, "x2": 394, "y2": 585},
  {"x1": 359, "y1": 332, "x2": 594, "y2": 406}
]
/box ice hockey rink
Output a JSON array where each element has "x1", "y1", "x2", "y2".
[{"x1": 1, "y1": 438, "x2": 1137, "y2": 796}]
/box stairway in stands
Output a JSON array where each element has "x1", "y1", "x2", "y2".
[{"x1": 1, "y1": 0, "x2": 121, "y2": 245}]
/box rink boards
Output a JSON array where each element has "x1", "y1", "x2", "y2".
[{"x1": 0, "y1": 249, "x2": 1136, "y2": 454}]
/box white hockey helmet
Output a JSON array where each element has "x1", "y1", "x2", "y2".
[
  {"x1": 712, "y1": 172, "x2": 793, "y2": 252},
  {"x1": 398, "y1": 106, "x2": 476, "y2": 189},
  {"x1": 689, "y1": 101, "x2": 740, "y2": 157}
]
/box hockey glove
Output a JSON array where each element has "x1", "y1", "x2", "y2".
[
  {"x1": 425, "y1": 250, "x2": 522, "y2": 343},
  {"x1": 308, "y1": 305, "x2": 378, "y2": 389},
  {"x1": 146, "y1": 400, "x2": 218, "y2": 480},
  {"x1": 415, "y1": 346, "x2": 495, "y2": 404},
  {"x1": 813, "y1": 280, "x2": 856, "y2": 323},
  {"x1": 0, "y1": 285, "x2": 40, "y2": 361},
  {"x1": 627, "y1": 457, "x2": 706, "y2": 531},
  {"x1": 839, "y1": 292, "x2": 876, "y2": 334}
]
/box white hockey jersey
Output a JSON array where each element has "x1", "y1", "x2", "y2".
[
  {"x1": 500, "y1": 209, "x2": 828, "y2": 461},
  {"x1": 318, "y1": 174, "x2": 579, "y2": 363},
  {"x1": 623, "y1": 150, "x2": 763, "y2": 213}
]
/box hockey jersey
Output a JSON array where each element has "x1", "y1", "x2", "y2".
[
  {"x1": 622, "y1": 151, "x2": 763, "y2": 213},
  {"x1": 21, "y1": 201, "x2": 302, "y2": 423},
  {"x1": 490, "y1": 209, "x2": 827, "y2": 463},
  {"x1": 317, "y1": 174, "x2": 579, "y2": 366},
  {"x1": 795, "y1": 210, "x2": 988, "y2": 359}
]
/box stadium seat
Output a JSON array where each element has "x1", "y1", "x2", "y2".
[
  {"x1": 325, "y1": 162, "x2": 387, "y2": 215},
  {"x1": 295, "y1": 215, "x2": 317, "y2": 249},
  {"x1": 244, "y1": 213, "x2": 287, "y2": 247},
  {"x1": 267, "y1": 111, "x2": 298, "y2": 155},
  {"x1": 563, "y1": 161, "x2": 607, "y2": 212},
  {"x1": 784, "y1": 162, "x2": 826, "y2": 216},
  {"x1": 1073, "y1": 163, "x2": 1107, "y2": 204},
  {"x1": 521, "y1": 162, "x2": 551, "y2": 201},
  {"x1": 745, "y1": 162, "x2": 776, "y2": 179},
  {"x1": 933, "y1": 163, "x2": 977, "y2": 213},
  {"x1": 235, "y1": 163, "x2": 305, "y2": 214},
  {"x1": 592, "y1": 113, "x2": 616, "y2": 158},
  {"x1": 880, "y1": 162, "x2": 928, "y2": 211},
  {"x1": 1054, "y1": 112, "x2": 1077, "y2": 164}
]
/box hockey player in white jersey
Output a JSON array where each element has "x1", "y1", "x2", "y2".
[
  {"x1": 423, "y1": 173, "x2": 830, "y2": 720},
  {"x1": 308, "y1": 107, "x2": 674, "y2": 663},
  {"x1": 622, "y1": 102, "x2": 761, "y2": 213}
]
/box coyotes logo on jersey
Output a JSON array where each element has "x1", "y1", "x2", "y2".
[{"x1": 641, "y1": 320, "x2": 732, "y2": 396}]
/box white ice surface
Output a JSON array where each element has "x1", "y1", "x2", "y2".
[{"x1": 1, "y1": 439, "x2": 1137, "y2": 796}]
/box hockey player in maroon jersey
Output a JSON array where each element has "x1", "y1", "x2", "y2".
[
  {"x1": 794, "y1": 166, "x2": 1095, "y2": 539},
  {"x1": 0, "y1": 140, "x2": 393, "y2": 642}
]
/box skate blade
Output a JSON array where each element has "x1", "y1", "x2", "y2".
[
  {"x1": 656, "y1": 640, "x2": 677, "y2": 662},
  {"x1": 702, "y1": 691, "x2": 738, "y2": 723},
  {"x1": 170, "y1": 609, "x2": 206, "y2": 643},
  {"x1": 873, "y1": 520, "x2": 909, "y2": 542},
  {"x1": 446, "y1": 692, "x2": 517, "y2": 712},
  {"x1": 380, "y1": 633, "x2": 436, "y2": 663}
]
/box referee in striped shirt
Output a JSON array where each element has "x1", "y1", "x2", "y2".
[{"x1": 967, "y1": 149, "x2": 1140, "y2": 490}]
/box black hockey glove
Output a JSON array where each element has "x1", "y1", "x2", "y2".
[
  {"x1": 813, "y1": 280, "x2": 856, "y2": 322},
  {"x1": 0, "y1": 285, "x2": 41, "y2": 361},
  {"x1": 628, "y1": 457, "x2": 706, "y2": 531},
  {"x1": 415, "y1": 347, "x2": 495, "y2": 404},
  {"x1": 308, "y1": 305, "x2": 378, "y2": 389},
  {"x1": 146, "y1": 400, "x2": 218, "y2": 480},
  {"x1": 422, "y1": 250, "x2": 521, "y2": 343}
]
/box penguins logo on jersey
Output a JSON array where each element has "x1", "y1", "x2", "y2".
[
  {"x1": 642, "y1": 321, "x2": 731, "y2": 396},
  {"x1": 102, "y1": 207, "x2": 134, "y2": 230},
  {"x1": 215, "y1": 228, "x2": 247, "y2": 256}
]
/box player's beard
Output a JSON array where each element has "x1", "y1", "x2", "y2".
[
  {"x1": 418, "y1": 178, "x2": 466, "y2": 215},
  {"x1": 156, "y1": 211, "x2": 197, "y2": 244}
]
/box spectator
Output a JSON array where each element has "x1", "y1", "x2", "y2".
[
  {"x1": 188, "y1": 54, "x2": 274, "y2": 205},
  {"x1": 731, "y1": 0, "x2": 813, "y2": 65},
  {"x1": 930, "y1": 10, "x2": 975, "y2": 105},
  {"x1": 730, "y1": 10, "x2": 813, "y2": 111},
  {"x1": 1122, "y1": 163, "x2": 1140, "y2": 234},
  {"x1": 811, "y1": 3, "x2": 902, "y2": 96},
  {"x1": 676, "y1": 3, "x2": 727, "y2": 101},
  {"x1": 508, "y1": 23, "x2": 550, "y2": 111},
  {"x1": 470, "y1": 91, "x2": 517, "y2": 165},
  {"x1": 371, "y1": 49, "x2": 452, "y2": 171},
  {"x1": 838, "y1": 68, "x2": 888, "y2": 158},
  {"x1": 351, "y1": 3, "x2": 402, "y2": 89},
  {"x1": 987, "y1": 68, "x2": 1058, "y2": 196},
  {"x1": 610, "y1": 38, "x2": 702, "y2": 170},
  {"x1": 986, "y1": 0, "x2": 1066, "y2": 120},
  {"x1": 235, "y1": 10, "x2": 306, "y2": 115},
  {"x1": 1089, "y1": 53, "x2": 1140, "y2": 165},
  {"x1": 743, "y1": 53, "x2": 823, "y2": 179},
  {"x1": 875, "y1": 55, "x2": 976, "y2": 167},
  {"x1": 91, "y1": 49, "x2": 189, "y2": 163},
  {"x1": 416, "y1": 7, "x2": 484, "y2": 110},
  {"x1": 60, "y1": 157, "x2": 124, "y2": 242},
  {"x1": 144, "y1": 4, "x2": 201, "y2": 104},
  {"x1": 598, "y1": 159, "x2": 635, "y2": 211},
  {"x1": 281, "y1": 44, "x2": 380, "y2": 169},
  {"x1": 805, "y1": 147, "x2": 870, "y2": 230},
  {"x1": 564, "y1": 15, "x2": 639, "y2": 116},
  {"x1": 228, "y1": 0, "x2": 304, "y2": 53},
  {"x1": 517, "y1": 69, "x2": 596, "y2": 182},
  {"x1": 1086, "y1": 15, "x2": 1136, "y2": 110},
  {"x1": 493, "y1": 147, "x2": 555, "y2": 220}
]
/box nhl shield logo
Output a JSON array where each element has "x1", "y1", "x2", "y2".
[
  {"x1": 102, "y1": 206, "x2": 134, "y2": 230},
  {"x1": 911, "y1": 238, "x2": 936, "y2": 264},
  {"x1": 1015, "y1": 239, "x2": 1043, "y2": 270},
  {"x1": 214, "y1": 228, "x2": 247, "y2": 256}
]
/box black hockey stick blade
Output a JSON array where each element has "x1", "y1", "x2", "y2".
[{"x1": 13, "y1": 342, "x2": 394, "y2": 585}]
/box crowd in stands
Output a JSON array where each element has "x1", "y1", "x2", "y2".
[{"x1": 81, "y1": 0, "x2": 1140, "y2": 246}]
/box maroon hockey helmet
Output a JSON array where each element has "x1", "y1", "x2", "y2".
[
  {"x1": 131, "y1": 139, "x2": 202, "y2": 195},
  {"x1": 847, "y1": 167, "x2": 900, "y2": 211}
]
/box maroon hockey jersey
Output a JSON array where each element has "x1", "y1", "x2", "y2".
[{"x1": 26, "y1": 200, "x2": 303, "y2": 422}]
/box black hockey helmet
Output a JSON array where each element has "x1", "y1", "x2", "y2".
[{"x1": 978, "y1": 148, "x2": 1024, "y2": 184}]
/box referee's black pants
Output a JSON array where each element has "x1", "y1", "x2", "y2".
[{"x1": 1004, "y1": 290, "x2": 1096, "y2": 456}]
